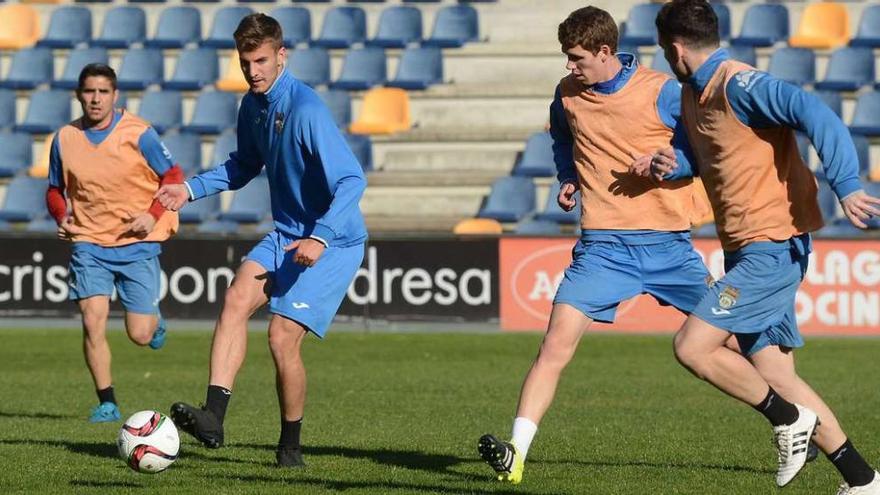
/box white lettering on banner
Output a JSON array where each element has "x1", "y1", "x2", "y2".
[
  {"x1": 169, "y1": 267, "x2": 205, "y2": 304},
  {"x1": 207, "y1": 267, "x2": 235, "y2": 303},
  {"x1": 401, "y1": 268, "x2": 432, "y2": 305},
  {"x1": 0, "y1": 265, "x2": 9, "y2": 302},
  {"x1": 433, "y1": 268, "x2": 458, "y2": 306},
  {"x1": 460, "y1": 269, "x2": 492, "y2": 305},
  {"x1": 45, "y1": 266, "x2": 67, "y2": 303},
  {"x1": 528, "y1": 271, "x2": 563, "y2": 301},
  {"x1": 852, "y1": 251, "x2": 880, "y2": 286},
  {"x1": 797, "y1": 291, "x2": 880, "y2": 327}
]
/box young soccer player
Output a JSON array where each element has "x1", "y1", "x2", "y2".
[
  {"x1": 154, "y1": 14, "x2": 367, "y2": 467},
  {"x1": 653, "y1": 1, "x2": 880, "y2": 492},
  {"x1": 47, "y1": 64, "x2": 182, "y2": 422}
]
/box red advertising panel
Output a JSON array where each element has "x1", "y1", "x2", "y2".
[{"x1": 500, "y1": 238, "x2": 880, "y2": 335}]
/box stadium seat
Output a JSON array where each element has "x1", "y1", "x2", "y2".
[
  {"x1": 211, "y1": 129, "x2": 237, "y2": 165},
  {"x1": 219, "y1": 176, "x2": 271, "y2": 223},
  {"x1": 730, "y1": 4, "x2": 789, "y2": 47},
  {"x1": 477, "y1": 176, "x2": 535, "y2": 222},
  {"x1": 386, "y1": 46, "x2": 443, "y2": 90},
  {"x1": 181, "y1": 91, "x2": 238, "y2": 135},
  {"x1": 767, "y1": 47, "x2": 815, "y2": 86},
  {"x1": 0, "y1": 90, "x2": 16, "y2": 130},
  {"x1": 0, "y1": 176, "x2": 48, "y2": 222},
  {"x1": 312, "y1": 6, "x2": 367, "y2": 48},
  {"x1": 216, "y1": 52, "x2": 249, "y2": 93},
  {"x1": 196, "y1": 220, "x2": 240, "y2": 235},
  {"x1": 317, "y1": 90, "x2": 352, "y2": 128},
  {"x1": 512, "y1": 132, "x2": 554, "y2": 177},
  {"x1": 92, "y1": 6, "x2": 146, "y2": 48},
  {"x1": 330, "y1": 47, "x2": 387, "y2": 91},
  {"x1": 726, "y1": 45, "x2": 757, "y2": 67},
  {"x1": 117, "y1": 48, "x2": 164, "y2": 91},
  {"x1": 0, "y1": 47, "x2": 53, "y2": 90},
  {"x1": 0, "y1": 5, "x2": 40, "y2": 50},
  {"x1": 146, "y1": 6, "x2": 201, "y2": 49},
  {"x1": 16, "y1": 90, "x2": 71, "y2": 134},
  {"x1": 535, "y1": 182, "x2": 580, "y2": 224},
  {"x1": 28, "y1": 133, "x2": 53, "y2": 178},
  {"x1": 849, "y1": 92, "x2": 880, "y2": 137},
  {"x1": 270, "y1": 7, "x2": 311, "y2": 47},
  {"x1": 163, "y1": 48, "x2": 219, "y2": 91},
  {"x1": 348, "y1": 87, "x2": 411, "y2": 135},
  {"x1": 161, "y1": 132, "x2": 202, "y2": 175},
  {"x1": 288, "y1": 47, "x2": 331, "y2": 87},
  {"x1": 814, "y1": 47, "x2": 874, "y2": 92},
  {"x1": 423, "y1": 5, "x2": 479, "y2": 48},
  {"x1": 515, "y1": 218, "x2": 561, "y2": 235},
  {"x1": 138, "y1": 90, "x2": 182, "y2": 134},
  {"x1": 453, "y1": 218, "x2": 503, "y2": 235},
  {"x1": 812, "y1": 90, "x2": 842, "y2": 118},
  {"x1": 619, "y1": 3, "x2": 663, "y2": 46},
  {"x1": 0, "y1": 133, "x2": 33, "y2": 178},
  {"x1": 850, "y1": 5, "x2": 880, "y2": 48},
  {"x1": 345, "y1": 133, "x2": 373, "y2": 171},
  {"x1": 53, "y1": 47, "x2": 109, "y2": 90},
  {"x1": 202, "y1": 7, "x2": 253, "y2": 49},
  {"x1": 369, "y1": 6, "x2": 422, "y2": 48},
  {"x1": 712, "y1": 3, "x2": 730, "y2": 41},
  {"x1": 116, "y1": 92, "x2": 129, "y2": 110},
  {"x1": 650, "y1": 52, "x2": 674, "y2": 76},
  {"x1": 179, "y1": 193, "x2": 220, "y2": 224},
  {"x1": 789, "y1": 2, "x2": 850, "y2": 50},
  {"x1": 38, "y1": 6, "x2": 92, "y2": 49},
  {"x1": 26, "y1": 217, "x2": 58, "y2": 233}
]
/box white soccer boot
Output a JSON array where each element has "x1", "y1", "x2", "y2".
[
  {"x1": 774, "y1": 404, "x2": 819, "y2": 487},
  {"x1": 836, "y1": 471, "x2": 880, "y2": 495}
]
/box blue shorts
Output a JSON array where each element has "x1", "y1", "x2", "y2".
[
  {"x1": 247, "y1": 230, "x2": 364, "y2": 338},
  {"x1": 692, "y1": 234, "x2": 811, "y2": 356},
  {"x1": 68, "y1": 250, "x2": 161, "y2": 314},
  {"x1": 553, "y1": 237, "x2": 711, "y2": 323}
]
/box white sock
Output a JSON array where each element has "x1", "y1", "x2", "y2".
[{"x1": 510, "y1": 417, "x2": 538, "y2": 459}]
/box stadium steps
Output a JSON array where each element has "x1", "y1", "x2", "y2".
[
  {"x1": 366, "y1": 170, "x2": 500, "y2": 187},
  {"x1": 360, "y1": 184, "x2": 487, "y2": 217},
  {"x1": 372, "y1": 141, "x2": 520, "y2": 173}
]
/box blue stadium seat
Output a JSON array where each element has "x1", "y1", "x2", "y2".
[
  {"x1": 38, "y1": 6, "x2": 92, "y2": 49},
  {"x1": 53, "y1": 47, "x2": 109, "y2": 90},
  {"x1": 814, "y1": 47, "x2": 874, "y2": 92},
  {"x1": 312, "y1": 6, "x2": 366, "y2": 48},
  {"x1": 330, "y1": 47, "x2": 387, "y2": 90},
  {"x1": 196, "y1": 220, "x2": 240, "y2": 234},
  {"x1": 512, "y1": 132, "x2": 554, "y2": 177},
  {"x1": 849, "y1": 92, "x2": 880, "y2": 137},
  {"x1": 116, "y1": 92, "x2": 129, "y2": 110},
  {"x1": 138, "y1": 90, "x2": 182, "y2": 134},
  {"x1": 0, "y1": 90, "x2": 16, "y2": 130},
  {"x1": 202, "y1": 7, "x2": 253, "y2": 49},
  {"x1": 219, "y1": 176, "x2": 271, "y2": 223},
  {"x1": 182, "y1": 91, "x2": 238, "y2": 135},
  {"x1": 730, "y1": 4, "x2": 789, "y2": 47},
  {"x1": 26, "y1": 218, "x2": 59, "y2": 233},
  {"x1": 179, "y1": 193, "x2": 220, "y2": 224},
  {"x1": 1, "y1": 48, "x2": 53, "y2": 90},
  {"x1": 535, "y1": 182, "x2": 580, "y2": 224},
  {"x1": 0, "y1": 132, "x2": 32, "y2": 178},
  {"x1": 816, "y1": 133, "x2": 869, "y2": 181},
  {"x1": 270, "y1": 7, "x2": 312, "y2": 47},
  {"x1": 163, "y1": 48, "x2": 219, "y2": 91},
  {"x1": 117, "y1": 48, "x2": 164, "y2": 91},
  {"x1": 815, "y1": 180, "x2": 852, "y2": 237},
  {"x1": 212, "y1": 129, "x2": 237, "y2": 166},
  {"x1": 288, "y1": 47, "x2": 330, "y2": 87},
  {"x1": 767, "y1": 47, "x2": 815, "y2": 86},
  {"x1": 345, "y1": 133, "x2": 372, "y2": 171},
  {"x1": 477, "y1": 176, "x2": 535, "y2": 222},
  {"x1": 650, "y1": 52, "x2": 674, "y2": 76},
  {"x1": 160, "y1": 132, "x2": 202, "y2": 175},
  {"x1": 386, "y1": 46, "x2": 443, "y2": 90},
  {"x1": 317, "y1": 90, "x2": 351, "y2": 128},
  {"x1": 619, "y1": 3, "x2": 663, "y2": 46},
  {"x1": 812, "y1": 90, "x2": 842, "y2": 118},
  {"x1": 16, "y1": 90, "x2": 71, "y2": 134},
  {"x1": 712, "y1": 3, "x2": 730, "y2": 41},
  {"x1": 92, "y1": 6, "x2": 146, "y2": 48},
  {"x1": 515, "y1": 218, "x2": 561, "y2": 235},
  {"x1": 726, "y1": 45, "x2": 757, "y2": 66},
  {"x1": 850, "y1": 5, "x2": 880, "y2": 48},
  {"x1": 423, "y1": 5, "x2": 479, "y2": 48},
  {"x1": 369, "y1": 6, "x2": 422, "y2": 48},
  {"x1": 146, "y1": 7, "x2": 201, "y2": 49},
  {"x1": 0, "y1": 176, "x2": 48, "y2": 222}
]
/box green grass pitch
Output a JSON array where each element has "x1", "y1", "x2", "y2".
[{"x1": 0, "y1": 328, "x2": 878, "y2": 494}]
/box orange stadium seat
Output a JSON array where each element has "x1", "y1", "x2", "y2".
[
  {"x1": 453, "y1": 218, "x2": 503, "y2": 235},
  {"x1": 789, "y1": 2, "x2": 850, "y2": 49},
  {"x1": 0, "y1": 5, "x2": 40, "y2": 50},
  {"x1": 29, "y1": 134, "x2": 54, "y2": 179},
  {"x1": 216, "y1": 51, "x2": 250, "y2": 93},
  {"x1": 349, "y1": 87, "x2": 411, "y2": 135}
]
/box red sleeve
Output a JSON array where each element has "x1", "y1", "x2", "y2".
[
  {"x1": 148, "y1": 164, "x2": 185, "y2": 221},
  {"x1": 46, "y1": 186, "x2": 67, "y2": 225}
]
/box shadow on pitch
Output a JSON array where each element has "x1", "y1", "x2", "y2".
[
  {"x1": 536, "y1": 457, "x2": 774, "y2": 475},
  {"x1": 0, "y1": 410, "x2": 73, "y2": 420},
  {"x1": 69, "y1": 480, "x2": 143, "y2": 488}
]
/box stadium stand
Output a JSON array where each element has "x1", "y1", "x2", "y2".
[
  {"x1": 511, "y1": 132, "x2": 554, "y2": 178},
  {"x1": 288, "y1": 47, "x2": 331, "y2": 87},
  {"x1": 28, "y1": 134, "x2": 53, "y2": 179},
  {"x1": 161, "y1": 132, "x2": 202, "y2": 176},
  {"x1": 368, "y1": 6, "x2": 423, "y2": 48},
  {"x1": 619, "y1": 3, "x2": 663, "y2": 46},
  {"x1": 270, "y1": 6, "x2": 312, "y2": 47},
  {"x1": 181, "y1": 91, "x2": 238, "y2": 135},
  {"x1": 423, "y1": 4, "x2": 480, "y2": 47},
  {"x1": 535, "y1": 182, "x2": 580, "y2": 225},
  {"x1": 345, "y1": 133, "x2": 374, "y2": 172},
  {"x1": 2, "y1": 48, "x2": 54, "y2": 90},
  {"x1": 211, "y1": 129, "x2": 237, "y2": 167},
  {"x1": 349, "y1": 87, "x2": 410, "y2": 135},
  {"x1": 318, "y1": 90, "x2": 352, "y2": 128},
  {"x1": 730, "y1": 4, "x2": 789, "y2": 47},
  {"x1": 0, "y1": 90, "x2": 17, "y2": 129},
  {"x1": 179, "y1": 193, "x2": 221, "y2": 225},
  {"x1": 814, "y1": 47, "x2": 874, "y2": 92},
  {"x1": 0, "y1": 4, "x2": 40, "y2": 50},
  {"x1": 849, "y1": 92, "x2": 880, "y2": 137},
  {"x1": 386, "y1": 46, "x2": 444, "y2": 90},
  {"x1": 312, "y1": 6, "x2": 366, "y2": 48},
  {"x1": 117, "y1": 48, "x2": 164, "y2": 90},
  {"x1": 53, "y1": 47, "x2": 109, "y2": 89},
  {"x1": 515, "y1": 218, "x2": 562, "y2": 236},
  {"x1": 767, "y1": 47, "x2": 816, "y2": 86},
  {"x1": 202, "y1": 6, "x2": 253, "y2": 49},
  {"x1": 146, "y1": 6, "x2": 201, "y2": 49},
  {"x1": 216, "y1": 52, "x2": 250, "y2": 93},
  {"x1": 477, "y1": 176, "x2": 535, "y2": 223},
  {"x1": 137, "y1": 90, "x2": 183, "y2": 134},
  {"x1": 0, "y1": 133, "x2": 33, "y2": 178},
  {"x1": 789, "y1": 2, "x2": 850, "y2": 49},
  {"x1": 453, "y1": 218, "x2": 503, "y2": 235},
  {"x1": 218, "y1": 176, "x2": 271, "y2": 224},
  {"x1": 16, "y1": 90, "x2": 71, "y2": 135},
  {"x1": 163, "y1": 47, "x2": 219, "y2": 90},
  {"x1": 850, "y1": 4, "x2": 880, "y2": 48},
  {"x1": 330, "y1": 47, "x2": 387, "y2": 91},
  {"x1": 38, "y1": 6, "x2": 92, "y2": 49},
  {"x1": 0, "y1": 177, "x2": 47, "y2": 222},
  {"x1": 92, "y1": 6, "x2": 147, "y2": 48}
]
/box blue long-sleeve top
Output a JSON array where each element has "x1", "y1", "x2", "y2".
[
  {"x1": 185, "y1": 69, "x2": 367, "y2": 247},
  {"x1": 669, "y1": 48, "x2": 862, "y2": 201}
]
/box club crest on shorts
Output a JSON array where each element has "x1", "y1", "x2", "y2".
[
  {"x1": 274, "y1": 112, "x2": 285, "y2": 133},
  {"x1": 718, "y1": 286, "x2": 739, "y2": 309},
  {"x1": 705, "y1": 275, "x2": 716, "y2": 288}
]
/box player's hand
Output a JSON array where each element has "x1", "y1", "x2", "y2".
[
  {"x1": 650, "y1": 147, "x2": 678, "y2": 183},
  {"x1": 557, "y1": 181, "x2": 577, "y2": 212},
  {"x1": 283, "y1": 238, "x2": 326, "y2": 267},
  {"x1": 628, "y1": 152, "x2": 653, "y2": 178},
  {"x1": 57, "y1": 216, "x2": 86, "y2": 241},
  {"x1": 840, "y1": 190, "x2": 880, "y2": 229},
  {"x1": 154, "y1": 184, "x2": 189, "y2": 211},
  {"x1": 126, "y1": 212, "x2": 156, "y2": 238}
]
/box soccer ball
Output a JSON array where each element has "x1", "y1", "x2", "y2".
[{"x1": 117, "y1": 410, "x2": 180, "y2": 474}]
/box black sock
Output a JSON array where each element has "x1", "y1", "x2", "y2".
[
  {"x1": 753, "y1": 386, "x2": 799, "y2": 427},
  {"x1": 279, "y1": 418, "x2": 302, "y2": 449},
  {"x1": 828, "y1": 439, "x2": 876, "y2": 487},
  {"x1": 205, "y1": 385, "x2": 231, "y2": 424},
  {"x1": 96, "y1": 386, "x2": 116, "y2": 405}
]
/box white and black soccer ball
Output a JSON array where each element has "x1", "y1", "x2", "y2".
[{"x1": 117, "y1": 410, "x2": 179, "y2": 474}]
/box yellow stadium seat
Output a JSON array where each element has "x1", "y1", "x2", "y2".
[
  {"x1": 0, "y1": 4, "x2": 40, "y2": 50},
  {"x1": 349, "y1": 88, "x2": 411, "y2": 135},
  {"x1": 453, "y1": 218, "x2": 503, "y2": 235},
  {"x1": 789, "y1": 2, "x2": 850, "y2": 49},
  {"x1": 29, "y1": 134, "x2": 53, "y2": 179},
  {"x1": 870, "y1": 165, "x2": 880, "y2": 183},
  {"x1": 216, "y1": 52, "x2": 250, "y2": 93}
]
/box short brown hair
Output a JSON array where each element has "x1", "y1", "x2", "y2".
[
  {"x1": 558, "y1": 6, "x2": 618, "y2": 54},
  {"x1": 655, "y1": 0, "x2": 720, "y2": 49},
  {"x1": 78, "y1": 63, "x2": 117, "y2": 91},
  {"x1": 234, "y1": 13, "x2": 283, "y2": 52}
]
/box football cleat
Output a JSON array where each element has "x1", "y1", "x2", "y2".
[
  {"x1": 478, "y1": 434, "x2": 524, "y2": 484},
  {"x1": 89, "y1": 401, "x2": 120, "y2": 423},
  {"x1": 276, "y1": 446, "x2": 306, "y2": 468},
  {"x1": 774, "y1": 404, "x2": 819, "y2": 487},
  {"x1": 148, "y1": 317, "x2": 166, "y2": 350},
  {"x1": 836, "y1": 471, "x2": 880, "y2": 495},
  {"x1": 170, "y1": 402, "x2": 224, "y2": 448}
]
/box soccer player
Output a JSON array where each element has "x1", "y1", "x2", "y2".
[
  {"x1": 653, "y1": 1, "x2": 880, "y2": 492},
  {"x1": 46, "y1": 64, "x2": 182, "y2": 423},
  {"x1": 154, "y1": 14, "x2": 366, "y2": 467},
  {"x1": 477, "y1": 6, "x2": 713, "y2": 484}
]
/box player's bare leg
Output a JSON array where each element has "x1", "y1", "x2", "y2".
[
  {"x1": 80, "y1": 295, "x2": 120, "y2": 422},
  {"x1": 124, "y1": 312, "x2": 159, "y2": 347},
  {"x1": 268, "y1": 315, "x2": 308, "y2": 467}
]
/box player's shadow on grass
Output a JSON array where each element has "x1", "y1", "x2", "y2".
[
  {"x1": 538, "y1": 457, "x2": 774, "y2": 475},
  {"x1": 0, "y1": 439, "x2": 119, "y2": 459},
  {"x1": 0, "y1": 410, "x2": 73, "y2": 420},
  {"x1": 69, "y1": 480, "x2": 143, "y2": 489}
]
